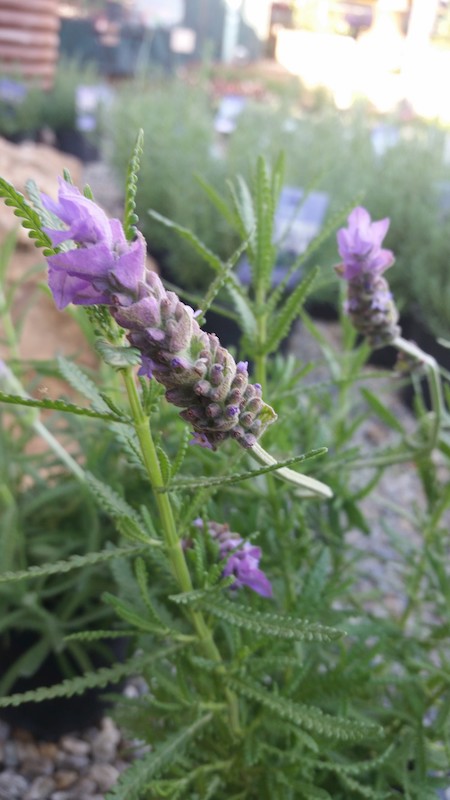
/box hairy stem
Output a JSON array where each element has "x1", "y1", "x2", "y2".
[{"x1": 122, "y1": 368, "x2": 241, "y2": 733}]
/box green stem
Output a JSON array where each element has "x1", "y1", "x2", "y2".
[{"x1": 121, "y1": 368, "x2": 241, "y2": 734}]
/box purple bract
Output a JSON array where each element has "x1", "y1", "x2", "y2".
[
  {"x1": 336, "y1": 206, "x2": 394, "y2": 280},
  {"x1": 41, "y1": 179, "x2": 146, "y2": 309}
]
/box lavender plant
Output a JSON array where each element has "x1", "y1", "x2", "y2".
[{"x1": 0, "y1": 136, "x2": 449, "y2": 798}]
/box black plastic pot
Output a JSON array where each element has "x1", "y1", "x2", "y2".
[
  {"x1": 55, "y1": 127, "x2": 100, "y2": 163},
  {"x1": 0, "y1": 633, "x2": 128, "y2": 739},
  {"x1": 398, "y1": 314, "x2": 450, "y2": 412}
]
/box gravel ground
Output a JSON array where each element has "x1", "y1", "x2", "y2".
[{"x1": 0, "y1": 714, "x2": 146, "y2": 800}]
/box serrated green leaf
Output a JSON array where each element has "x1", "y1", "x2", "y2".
[
  {"x1": 171, "y1": 427, "x2": 190, "y2": 477},
  {"x1": 65, "y1": 629, "x2": 135, "y2": 643},
  {"x1": 0, "y1": 638, "x2": 50, "y2": 695},
  {"x1": 103, "y1": 592, "x2": 167, "y2": 634},
  {"x1": 105, "y1": 714, "x2": 212, "y2": 800},
  {"x1": 254, "y1": 156, "x2": 276, "y2": 293},
  {"x1": 0, "y1": 178, "x2": 56, "y2": 254},
  {"x1": 225, "y1": 281, "x2": 258, "y2": 341},
  {"x1": 95, "y1": 339, "x2": 142, "y2": 369},
  {"x1": 0, "y1": 648, "x2": 181, "y2": 707},
  {"x1": 230, "y1": 175, "x2": 256, "y2": 248},
  {"x1": 166, "y1": 449, "x2": 327, "y2": 491},
  {"x1": 25, "y1": 178, "x2": 66, "y2": 234},
  {"x1": 0, "y1": 544, "x2": 146, "y2": 584},
  {"x1": 57, "y1": 356, "x2": 111, "y2": 412},
  {"x1": 262, "y1": 266, "x2": 319, "y2": 355},
  {"x1": 149, "y1": 211, "x2": 223, "y2": 274},
  {"x1": 228, "y1": 676, "x2": 383, "y2": 742},
  {"x1": 198, "y1": 598, "x2": 343, "y2": 641},
  {"x1": 267, "y1": 200, "x2": 354, "y2": 315},
  {"x1": 124, "y1": 128, "x2": 144, "y2": 241},
  {"x1": 338, "y1": 773, "x2": 388, "y2": 799},
  {"x1": 86, "y1": 473, "x2": 155, "y2": 544},
  {"x1": 196, "y1": 174, "x2": 237, "y2": 229},
  {"x1": 0, "y1": 390, "x2": 127, "y2": 423},
  {"x1": 196, "y1": 235, "x2": 250, "y2": 326},
  {"x1": 169, "y1": 579, "x2": 235, "y2": 606},
  {"x1": 157, "y1": 445, "x2": 172, "y2": 485},
  {"x1": 134, "y1": 557, "x2": 167, "y2": 628}
]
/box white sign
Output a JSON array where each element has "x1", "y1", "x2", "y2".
[{"x1": 133, "y1": 0, "x2": 184, "y2": 28}]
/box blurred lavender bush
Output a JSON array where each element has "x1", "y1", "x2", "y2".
[{"x1": 111, "y1": 78, "x2": 450, "y2": 341}]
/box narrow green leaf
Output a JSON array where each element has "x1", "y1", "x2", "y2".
[
  {"x1": 25, "y1": 178, "x2": 65, "y2": 233},
  {"x1": 254, "y1": 156, "x2": 276, "y2": 293},
  {"x1": 196, "y1": 174, "x2": 237, "y2": 229},
  {"x1": 360, "y1": 388, "x2": 405, "y2": 433},
  {"x1": 0, "y1": 391, "x2": 127, "y2": 423},
  {"x1": 86, "y1": 474, "x2": 155, "y2": 545},
  {"x1": 228, "y1": 677, "x2": 384, "y2": 741},
  {"x1": 134, "y1": 557, "x2": 167, "y2": 627},
  {"x1": 169, "y1": 579, "x2": 235, "y2": 606},
  {"x1": 124, "y1": 128, "x2": 144, "y2": 241},
  {"x1": 106, "y1": 714, "x2": 212, "y2": 800},
  {"x1": 0, "y1": 544, "x2": 146, "y2": 584},
  {"x1": 171, "y1": 427, "x2": 190, "y2": 477},
  {"x1": 225, "y1": 281, "x2": 258, "y2": 341},
  {"x1": 231, "y1": 175, "x2": 256, "y2": 246},
  {"x1": 267, "y1": 200, "x2": 354, "y2": 315},
  {"x1": 95, "y1": 339, "x2": 142, "y2": 369},
  {"x1": 0, "y1": 178, "x2": 56, "y2": 254},
  {"x1": 262, "y1": 266, "x2": 319, "y2": 355},
  {"x1": 199, "y1": 598, "x2": 343, "y2": 642},
  {"x1": 149, "y1": 211, "x2": 223, "y2": 274},
  {"x1": 57, "y1": 356, "x2": 111, "y2": 412},
  {"x1": 0, "y1": 648, "x2": 181, "y2": 707},
  {"x1": 196, "y1": 235, "x2": 250, "y2": 326},
  {"x1": 65, "y1": 630, "x2": 135, "y2": 643},
  {"x1": 0, "y1": 639, "x2": 50, "y2": 695},
  {"x1": 103, "y1": 592, "x2": 167, "y2": 634},
  {"x1": 166, "y1": 449, "x2": 327, "y2": 491},
  {"x1": 156, "y1": 445, "x2": 172, "y2": 485}
]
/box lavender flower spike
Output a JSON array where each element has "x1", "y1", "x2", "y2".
[
  {"x1": 197, "y1": 520, "x2": 272, "y2": 598},
  {"x1": 113, "y1": 270, "x2": 277, "y2": 449},
  {"x1": 41, "y1": 179, "x2": 146, "y2": 309},
  {"x1": 336, "y1": 206, "x2": 400, "y2": 348}
]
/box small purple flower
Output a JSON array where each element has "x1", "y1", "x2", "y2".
[
  {"x1": 223, "y1": 542, "x2": 273, "y2": 597},
  {"x1": 336, "y1": 206, "x2": 394, "y2": 280},
  {"x1": 203, "y1": 520, "x2": 273, "y2": 598},
  {"x1": 41, "y1": 179, "x2": 146, "y2": 309}
]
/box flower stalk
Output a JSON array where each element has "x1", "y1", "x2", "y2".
[{"x1": 121, "y1": 367, "x2": 241, "y2": 733}]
